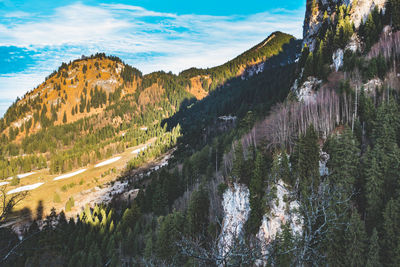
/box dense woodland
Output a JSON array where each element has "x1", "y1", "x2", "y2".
[{"x1": 3, "y1": 1, "x2": 400, "y2": 266}]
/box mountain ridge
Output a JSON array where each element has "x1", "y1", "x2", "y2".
[{"x1": 0, "y1": 31, "x2": 295, "y2": 143}]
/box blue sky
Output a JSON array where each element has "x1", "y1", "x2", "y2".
[{"x1": 0, "y1": 0, "x2": 306, "y2": 117}]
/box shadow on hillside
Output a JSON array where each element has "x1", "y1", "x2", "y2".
[{"x1": 162, "y1": 39, "x2": 302, "y2": 152}]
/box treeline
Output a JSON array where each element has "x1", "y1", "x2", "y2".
[
  {"x1": 127, "y1": 124, "x2": 181, "y2": 169},
  {"x1": 48, "y1": 123, "x2": 168, "y2": 174},
  {"x1": 0, "y1": 155, "x2": 47, "y2": 180},
  {"x1": 180, "y1": 31, "x2": 294, "y2": 92}
]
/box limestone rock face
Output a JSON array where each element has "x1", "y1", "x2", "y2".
[
  {"x1": 303, "y1": 0, "x2": 387, "y2": 51},
  {"x1": 351, "y1": 0, "x2": 387, "y2": 28},
  {"x1": 303, "y1": 0, "x2": 342, "y2": 51},
  {"x1": 218, "y1": 183, "x2": 250, "y2": 257}
]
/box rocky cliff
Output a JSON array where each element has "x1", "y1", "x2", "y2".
[{"x1": 303, "y1": 0, "x2": 387, "y2": 51}]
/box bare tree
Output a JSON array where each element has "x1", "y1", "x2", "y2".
[
  {"x1": 176, "y1": 226, "x2": 264, "y2": 267},
  {"x1": 254, "y1": 88, "x2": 353, "y2": 151},
  {"x1": 292, "y1": 182, "x2": 353, "y2": 266},
  {"x1": 0, "y1": 185, "x2": 28, "y2": 224},
  {"x1": 0, "y1": 186, "x2": 29, "y2": 263}
]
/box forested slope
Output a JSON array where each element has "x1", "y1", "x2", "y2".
[{"x1": 4, "y1": 0, "x2": 400, "y2": 266}]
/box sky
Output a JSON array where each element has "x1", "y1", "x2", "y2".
[{"x1": 0, "y1": 0, "x2": 306, "y2": 117}]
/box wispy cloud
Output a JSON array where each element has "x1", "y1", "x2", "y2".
[
  {"x1": 0, "y1": 2, "x2": 305, "y2": 116},
  {"x1": 4, "y1": 11, "x2": 31, "y2": 18}
]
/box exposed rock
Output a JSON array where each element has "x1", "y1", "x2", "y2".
[
  {"x1": 12, "y1": 114, "x2": 32, "y2": 128},
  {"x1": 303, "y1": 0, "x2": 387, "y2": 51},
  {"x1": 241, "y1": 62, "x2": 265, "y2": 79},
  {"x1": 257, "y1": 180, "x2": 302, "y2": 263},
  {"x1": 94, "y1": 78, "x2": 119, "y2": 92},
  {"x1": 350, "y1": 0, "x2": 387, "y2": 28},
  {"x1": 320, "y1": 150, "x2": 330, "y2": 176},
  {"x1": 218, "y1": 183, "x2": 250, "y2": 257},
  {"x1": 296, "y1": 77, "x2": 322, "y2": 103},
  {"x1": 333, "y1": 49, "x2": 344, "y2": 72},
  {"x1": 346, "y1": 33, "x2": 361, "y2": 52},
  {"x1": 363, "y1": 78, "x2": 383, "y2": 91}
]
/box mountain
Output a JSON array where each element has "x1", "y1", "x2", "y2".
[
  {"x1": 0, "y1": 32, "x2": 294, "y2": 140},
  {"x1": 3, "y1": 0, "x2": 400, "y2": 266},
  {"x1": 0, "y1": 31, "x2": 297, "y2": 179}
]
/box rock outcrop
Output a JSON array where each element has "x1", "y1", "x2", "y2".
[
  {"x1": 218, "y1": 183, "x2": 250, "y2": 257},
  {"x1": 303, "y1": 0, "x2": 387, "y2": 51}
]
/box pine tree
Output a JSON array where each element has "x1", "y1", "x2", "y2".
[
  {"x1": 366, "y1": 228, "x2": 380, "y2": 267},
  {"x1": 365, "y1": 154, "x2": 384, "y2": 228},
  {"x1": 274, "y1": 223, "x2": 294, "y2": 266},
  {"x1": 372, "y1": 100, "x2": 400, "y2": 203},
  {"x1": 297, "y1": 125, "x2": 320, "y2": 197},
  {"x1": 345, "y1": 211, "x2": 367, "y2": 266},
  {"x1": 303, "y1": 52, "x2": 314, "y2": 78},
  {"x1": 326, "y1": 128, "x2": 359, "y2": 194},
  {"x1": 247, "y1": 151, "x2": 265, "y2": 234},
  {"x1": 364, "y1": 13, "x2": 376, "y2": 51},
  {"x1": 389, "y1": 0, "x2": 400, "y2": 30},
  {"x1": 63, "y1": 111, "x2": 67, "y2": 123},
  {"x1": 231, "y1": 142, "x2": 253, "y2": 185},
  {"x1": 156, "y1": 211, "x2": 184, "y2": 263},
  {"x1": 382, "y1": 198, "x2": 400, "y2": 266},
  {"x1": 187, "y1": 187, "x2": 210, "y2": 237},
  {"x1": 358, "y1": 88, "x2": 376, "y2": 138}
]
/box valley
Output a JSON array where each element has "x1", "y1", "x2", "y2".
[{"x1": 2, "y1": 138, "x2": 156, "y2": 224}]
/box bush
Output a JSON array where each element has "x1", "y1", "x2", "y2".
[
  {"x1": 217, "y1": 183, "x2": 228, "y2": 197},
  {"x1": 53, "y1": 193, "x2": 61, "y2": 203},
  {"x1": 10, "y1": 176, "x2": 20, "y2": 186},
  {"x1": 65, "y1": 197, "x2": 75, "y2": 212},
  {"x1": 61, "y1": 182, "x2": 76, "y2": 192}
]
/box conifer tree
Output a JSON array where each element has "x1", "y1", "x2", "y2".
[
  {"x1": 388, "y1": 0, "x2": 400, "y2": 30},
  {"x1": 365, "y1": 154, "x2": 384, "y2": 228},
  {"x1": 326, "y1": 128, "x2": 359, "y2": 194},
  {"x1": 232, "y1": 142, "x2": 252, "y2": 185},
  {"x1": 382, "y1": 198, "x2": 400, "y2": 266},
  {"x1": 296, "y1": 125, "x2": 320, "y2": 197},
  {"x1": 303, "y1": 52, "x2": 314, "y2": 78},
  {"x1": 187, "y1": 187, "x2": 209, "y2": 237},
  {"x1": 156, "y1": 211, "x2": 184, "y2": 263},
  {"x1": 247, "y1": 151, "x2": 265, "y2": 234},
  {"x1": 63, "y1": 111, "x2": 67, "y2": 123},
  {"x1": 274, "y1": 223, "x2": 294, "y2": 266},
  {"x1": 345, "y1": 211, "x2": 367, "y2": 266},
  {"x1": 358, "y1": 88, "x2": 376, "y2": 138},
  {"x1": 366, "y1": 228, "x2": 380, "y2": 267}
]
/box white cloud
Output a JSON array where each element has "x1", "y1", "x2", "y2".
[
  {"x1": 4, "y1": 11, "x2": 31, "y2": 18},
  {"x1": 100, "y1": 3, "x2": 177, "y2": 18},
  {"x1": 0, "y1": 3, "x2": 303, "y2": 50},
  {"x1": 0, "y1": 3, "x2": 132, "y2": 47}
]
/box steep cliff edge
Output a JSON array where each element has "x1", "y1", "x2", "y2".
[{"x1": 303, "y1": 0, "x2": 387, "y2": 51}]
